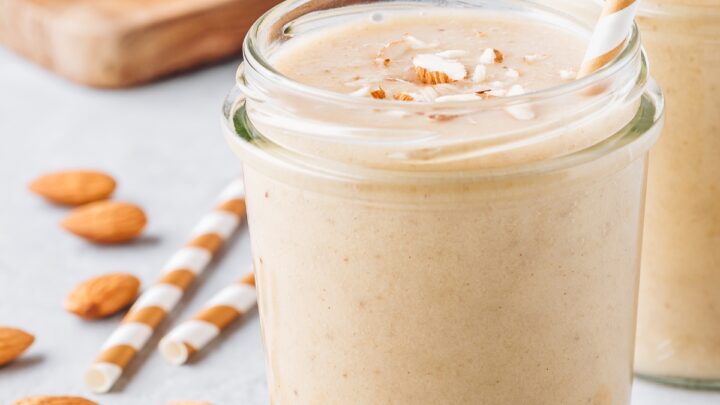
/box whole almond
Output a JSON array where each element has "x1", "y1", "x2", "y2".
[
  {"x1": 62, "y1": 201, "x2": 147, "y2": 243},
  {"x1": 29, "y1": 170, "x2": 116, "y2": 206},
  {"x1": 0, "y1": 327, "x2": 35, "y2": 366},
  {"x1": 65, "y1": 273, "x2": 141, "y2": 320},
  {"x1": 10, "y1": 396, "x2": 98, "y2": 405}
]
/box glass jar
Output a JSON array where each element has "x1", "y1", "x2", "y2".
[
  {"x1": 223, "y1": 1, "x2": 664, "y2": 403},
  {"x1": 634, "y1": 0, "x2": 720, "y2": 388}
]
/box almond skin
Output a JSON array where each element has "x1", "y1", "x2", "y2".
[
  {"x1": 62, "y1": 201, "x2": 147, "y2": 243},
  {"x1": 414, "y1": 66, "x2": 453, "y2": 85},
  {"x1": 0, "y1": 327, "x2": 35, "y2": 366},
  {"x1": 10, "y1": 396, "x2": 98, "y2": 405},
  {"x1": 65, "y1": 273, "x2": 141, "y2": 320},
  {"x1": 29, "y1": 170, "x2": 116, "y2": 206}
]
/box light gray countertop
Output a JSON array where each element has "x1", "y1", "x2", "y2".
[{"x1": 1, "y1": 47, "x2": 718, "y2": 404}]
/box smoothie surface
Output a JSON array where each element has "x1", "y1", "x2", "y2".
[{"x1": 272, "y1": 9, "x2": 588, "y2": 101}]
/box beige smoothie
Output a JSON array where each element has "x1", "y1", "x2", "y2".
[
  {"x1": 635, "y1": 0, "x2": 720, "y2": 384},
  {"x1": 224, "y1": 2, "x2": 663, "y2": 403}
]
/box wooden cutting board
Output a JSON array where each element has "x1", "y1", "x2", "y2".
[{"x1": 0, "y1": 0, "x2": 280, "y2": 87}]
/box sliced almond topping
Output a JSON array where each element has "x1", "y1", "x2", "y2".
[
  {"x1": 475, "y1": 89, "x2": 496, "y2": 99},
  {"x1": 377, "y1": 34, "x2": 436, "y2": 66},
  {"x1": 523, "y1": 54, "x2": 548, "y2": 64},
  {"x1": 417, "y1": 86, "x2": 439, "y2": 102},
  {"x1": 487, "y1": 89, "x2": 507, "y2": 97},
  {"x1": 349, "y1": 86, "x2": 370, "y2": 97},
  {"x1": 402, "y1": 34, "x2": 434, "y2": 49},
  {"x1": 559, "y1": 69, "x2": 576, "y2": 80},
  {"x1": 393, "y1": 92, "x2": 415, "y2": 102},
  {"x1": 479, "y1": 48, "x2": 504, "y2": 64},
  {"x1": 385, "y1": 77, "x2": 412, "y2": 84},
  {"x1": 435, "y1": 49, "x2": 468, "y2": 59},
  {"x1": 471, "y1": 65, "x2": 487, "y2": 83},
  {"x1": 377, "y1": 40, "x2": 411, "y2": 62},
  {"x1": 413, "y1": 54, "x2": 467, "y2": 84},
  {"x1": 504, "y1": 84, "x2": 535, "y2": 120},
  {"x1": 505, "y1": 67, "x2": 520, "y2": 79},
  {"x1": 506, "y1": 84, "x2": 526, "y2": 96},
  {"x1": 415, "y1": 68, "x2": 451, "y2": 85},
  {"x1": 370, "y1": 88, "x2": 386, "y2": 99}
]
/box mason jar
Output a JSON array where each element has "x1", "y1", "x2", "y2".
[
  {"x1": 223, "y1": 1, "x2": 664, "y2": 403},
  {"x1": 634, "y1": 0, "x2": 720, "y2": 388}
]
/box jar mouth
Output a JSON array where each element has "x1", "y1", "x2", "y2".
[
  {"x1": 242, "y1": 0, "x2": 641, "y2": 109},
  {"x1": 224, "y1": 0, "x2": 664, "y2": 184}
]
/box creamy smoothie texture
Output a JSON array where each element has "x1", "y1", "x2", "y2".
[
  {"x1": 273, "y1": 12, "x2": 585, "y2": 97},
  {"x1": 232, "y1": 5, "x2": 658, "y2": 405},
  {"x1": 635, "y1": 3, "x2": 720, "y2": 382}
]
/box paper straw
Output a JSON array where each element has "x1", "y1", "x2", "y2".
[
  {"x1": 158, "y1": 272, "x2": 256, "y2": 365},
  {"x1": 84, "y1": 179, "x2": 246, "y2": 393},
  {"x1": 577, "y1": 0, "x2": 640, "y2": 78}
]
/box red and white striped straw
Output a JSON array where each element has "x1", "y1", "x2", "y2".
[
  {"x1": 84, "y1": 179, "x2": 246, "y2": 393},
  {"x1": 577, "y1": 0, "x2": 640, "y2": 78},
  {"x1": 158, "y1": 272, "x2": 256, "y2": 365}
]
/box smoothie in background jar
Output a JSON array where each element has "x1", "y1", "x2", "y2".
[
  {"x1": 223, "y1": 1, "x2": 664, "y2": 403},
  {"x1": 635, "y1": 0, "x2": 720, "y2": 387}
]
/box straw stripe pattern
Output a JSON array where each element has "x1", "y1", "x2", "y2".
[
  {"x1": 158, "y1": 273, "x2": 257, "y2": 365},
  {"x1": 577, "y1": 0, "x2": 639, "y2": 78},
  {"x1": 84, "y1": 179, "x2": 246, "y2": 393}
]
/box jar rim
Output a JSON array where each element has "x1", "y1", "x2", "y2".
[
  {"x1": 224, "y1": 0, "x2": 663, "y2": 184},
  {"x1": 241, "y1": 0, "x2": 642, "y2": 109}
]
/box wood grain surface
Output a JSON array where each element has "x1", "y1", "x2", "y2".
[{"x1": 0, "y1": 0, "x2": 280, "y2": 87}]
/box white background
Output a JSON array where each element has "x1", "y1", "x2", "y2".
[{"x1": 1, "y1": 47, "x2": 719, "y2": 404}]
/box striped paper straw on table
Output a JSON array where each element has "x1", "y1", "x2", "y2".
[
  {"x1": 577, "y1": 0, "x2": 640, "y2": 78},
  {"x1": 85, "y1": 179, "x2": 246, "y2": 393},
  {"x1": 159, "y1": 272, "x2": 256, "y2": 365}
]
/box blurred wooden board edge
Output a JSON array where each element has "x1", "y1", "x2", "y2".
[{"x1": 0, "y1": 0, "x2": 280, "y2": 88}]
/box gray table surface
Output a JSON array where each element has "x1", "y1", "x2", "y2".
[{"x1": 1, "y1": 47, "x2": 719, "y2": 405}]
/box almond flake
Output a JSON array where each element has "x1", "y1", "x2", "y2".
[
  {"x1": 505, "y1": 67, "x2": 520, "y2": 79},
  {"x1": 560, "y1": 69, "x2": 576, "y2": 80},
  {"x1": 523, "y1": 54, "x2": 548, "y2": 64},
  {"x1": 507, "y1": 84, "x2": 527, "y2": 96},
  {"x1": 434, "y1": 93, "x2": 481, "y2": 103},
  {"x1": 385, "y1": 77, "x2": 412, "y2": 84},
  {"x1": 377, "y1": 40, "x2": 410, "y2": 62},
  {"x1": 402, "y1": 34, "x2": 433, "y2": 49},
  {"x1": 476, "y1": 89, "x2": 496, "y2": 99},
  {"x1": 470, "y1": 65, "x2": 487, "y2": 83},
  {"x1": 504, "y1": 84, "x2": 535, "y2": 120},
  {"x1": 377, "y1": 35, "x2": 436, "y2": 65},
  {"x1": 393, "y1": 92, "x2": 415, "y2": 102},
  {"x1": 479, "y1": 48, "x2": 503, "y2": 64},
  {"x1": 370, "y1": 88, "x2": 386, "y2": 99},
  {"x1": 413, "y1": 54, "x2": 467, "y2": 84},
  {"x1": 435, "y1": 50, "x2": 468, "y2": 59},
  {"x1": 349, "y1": 86, "x2": 370, "y2": 97},
  {"x1": 417, "y1": 87, "x2": 440, "y2": 102}
]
